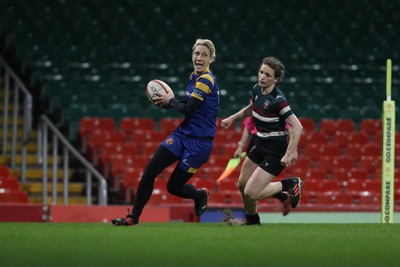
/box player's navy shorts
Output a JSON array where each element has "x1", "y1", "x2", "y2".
[
  {"x1": 161, "y1": 130, "x2": 214, "y2": 173},
  {"x1": 247, "y1": 138, "x2": 288, "y2": 177}
]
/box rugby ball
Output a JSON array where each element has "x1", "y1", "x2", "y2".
[{"x1": 145, "y1": 79, "x2": 174, "y2": 105}]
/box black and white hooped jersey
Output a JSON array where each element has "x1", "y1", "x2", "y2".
[{"x1": 251, "y1": 84, "x2": 293, "y2": 141}]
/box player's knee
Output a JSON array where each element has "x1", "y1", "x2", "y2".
[
  {"x1": 238, "y1": 182, "x2": 246, "y2": 193},
  {"x1": 244, "y1": 187, "x2": 258, "y2": 201}
]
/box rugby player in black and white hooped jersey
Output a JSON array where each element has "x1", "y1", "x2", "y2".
[{"x1": 221, "y1": 57, "x2": 303, "y2": 225}]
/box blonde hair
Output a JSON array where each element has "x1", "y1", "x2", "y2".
[{"x1": 192, "y1": 39, "x2": 216, "y2": 60}]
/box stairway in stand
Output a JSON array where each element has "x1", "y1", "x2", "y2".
[{"x1": 0, "y1": 74, "x2": 87, "y2": 205}]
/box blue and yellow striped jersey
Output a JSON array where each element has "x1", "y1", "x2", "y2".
[
  {"x1": 251, "y1": 84, "x2": 292, "y2": 141},
  {"x1": 177, "y1": 69, "x2": 219, "y2": 137}
]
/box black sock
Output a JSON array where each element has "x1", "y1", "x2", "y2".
[
  {"x1": 246, "y1": 213, "x2": 260, "y2": 224},
  {"x1": 281, "y1": 178, "x2": 294, "y2": 191},
  {"x1": 129, "y1": 210, "x2": 141, "y2": 222},
  {"x1": 273, "y1": 192, "x2": 288, "y2": 202}
]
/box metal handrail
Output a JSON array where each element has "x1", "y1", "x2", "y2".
[
  {"x1": 0, "y1": 55, "x2": 32, "y2": 182},
  {"x1": 0, "y1": 55, "x2": 107, "y2": 205},
  {"x1": 38, "y1": 115, "x2": 108, "y2": 205}
]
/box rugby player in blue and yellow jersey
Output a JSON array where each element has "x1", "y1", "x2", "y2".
[
  {"x1": 112, "y1": 39, "x2": 219, "y2": 226},
  {"x1": 221, "y1": 57, "x2": 303, "y2": 225}
]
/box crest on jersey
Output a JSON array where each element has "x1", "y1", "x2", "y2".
[
  {"x1": 166, "y1": 138, "x2": 174, "y2": 145},
  {"x1": 263, "y1": 100, "x2": 270, "y2": 109}
]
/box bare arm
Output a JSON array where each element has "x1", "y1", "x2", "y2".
[
  {"x1": 280, "y1": 114, "x2": 303, "y2": 167},
  {"x1": 234, "y1": 127, "x2": 251, "y2": 157},
  {"x1": 221, "y1": 104, "x2": 253, "y2": 130}
]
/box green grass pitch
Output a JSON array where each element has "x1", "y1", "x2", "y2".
[{"x1": 0, "y1": 222, "x2": 399, "y2": 267}]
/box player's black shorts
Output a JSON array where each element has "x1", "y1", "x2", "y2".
[
  {"x1": 247, "y1": 137, "x2": 288, "y2": 177},
  {"x1": 246, "y1": 135, "x2": 257, "y2": 155}
]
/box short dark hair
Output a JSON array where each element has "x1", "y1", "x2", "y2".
[{"x1": 261, "y1": 57, "x2": 285, "y2": 83}]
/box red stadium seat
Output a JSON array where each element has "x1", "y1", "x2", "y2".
[
  {"x1": 396, "y1": 143, "x2": 400, "y2": 156},
  {"x1": 364, "y1": 180, "x2": 381, "y2": 193},
  {"x1": 336, "y1": 119, "x2": 356, "y2": 133},
  {"x1": 297, "y1": 133, "x2": 308, "y2": 154},
  {"x1": 0, "y1": 165, "x2": 11, "y2": 178},
  {"x1": 322, "y1": 179, "x2": 343, "y2": 194},
  {"x1": 322, "y1": 143, "x2": 341, "y2": 157},
  {"x1": 304, "y1": 143, "x2": 340, "y2": 160},
  {"x1": 360, "y1": 119, "x2": 382, "y2": 139},
  {"x1": 87, "y1": 130, "x2": 127, "y2": 159},
  {"x1": 356, "y1": 192, "x2": 380, "y2": 205},
  {"x1": 158, "y1": 165, "x2": 177, "y2": 179},
  {"x1": 131, "y1": 130, "x2": 166, "y2": 144},
  {"x1": 333, "y1": 168, "x2": 368, "y2": 182},
  {"x1": 344, "y1": 179, "x2": 368, "y2": 195},
  {"x1": 120, "y1": 117, "x2": 156, "y2": 140},
  {"x1": 347, "y1": 132, "x2": 369, "y2": 145},
  {"x1": 147, "y1": 189, "x2": 187, "y2": 205},
  {"x1": 226, "y1": 191, "x2": 243, "y2": 204},
  {"x1": 120, "y1": 167, "x2": 144, "y2": 189},
  {"x1": 89, "y1": 131, "x2": 127, "y2": 162},
  {"x1": 277, "y1": 167, "x2": 291, "y2": 179},
  {"x1": 80, "y1": 118, "x2": 116, "y2": 153},
  {"x1": 333, "y1": 131, "x2": 352, "y2": 150},
  {"x1": 0, "y1": 167, "x2": 29, "y2": 204},
  {"x1": 395, "y1": 187, "x2": 400, "y2": 204},
  {"x1": 207, "y1": 155, "x2": 231, "y2": 167},
  {"x1": 334, "y1": 131, "x2": 368, "y2": 151},
  {"x1": 80, "y1": 117, "x2": 115, "y2": 139},
  {"x1": 214, "y1": 131, "x2": 239, "y2": 145},
  {"x1": 0, "y1": 177, "x2": 20, "y2": 191},
  {"x1": 298, "y1": 117, "x2": 315, "y2": 132},
  {"x1": 138, "y1": 142, "x2": 160, "y2": 157},
  {"x1": 314, "y1": 192, "x2": 353, "y2": 205},
  {"x1": 373, "y1": 131, "x2": 383, "y2": 144},
  {"x1": 115, "y1": 167, "x2": 144, "y2": 203},
  {"x1": 84, "y1": 131, "x2": 108, "y2": 156},
  {"x1": 97, "y1": 142, "x2": 138, "y2": 169},
  {"x1": 216, "y1": 178, "x2": 238, "y2": 193},
  {"x1": 107, "y1": 155, "x2": 147, "y2": 180},
  {"x1": 348, "y1": 143, "x2": 381, "y2": 166},
  {"x1": 154, "y1": 177, "x2": 168, "y2": 190},
  {"x1": 298, "y1": 193, "x2": 310, "y2": 204},
  {"x1": 108, "y1": 155, "x2": 150, "y2": 191},
  {"x1": 363, "y1": 143, "x2": 381, "y2": 157},
  {"x1": 303, "y1": 131, "x2": 328, "y2": 145},
  {"x1": 293, "y1": 156, "x2": 313, "y2": 169},
  {"x1": 347, "y1": 143, "x2": 363, "y2": 163},
  {"x1": 208, "y1": 191, "x2": 227, "y2": 204},
  {"x1": 295, "y1": 168, "x2": 327, "y2": 180},
  {"x1": 319, "y1": 119, "x2": 355, "y2": 139},
  {"x1": 344, "y1": 179, "x2": 381, "y2": 197},
  {"x1": 359, "y1": 155, "x2": 381, "y2": 176},
  {"x1": 159, "y1": 118, "x2": 184, "y2": 134},
  {"x1": 191, "y1": 177, "x2": 217, "y2": 190},
  {"x1": 305, "y1": 179, "x2": 342, "y2": 196},
  {"x1": 195, "y1": 166, "x2": 224, "y2": 180},
  {"x1": 318, "y1": 155, "x2": 354, "y2": 176},
  {"x1": 395, "y1": 169, "x2": 400, "y2": 180},
  {"x1": 213, "y1": 143, "x2": 237, "y2": 157},
  {"x1": 319, "y1": 119, "x2": 338, "y2": 137}
]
